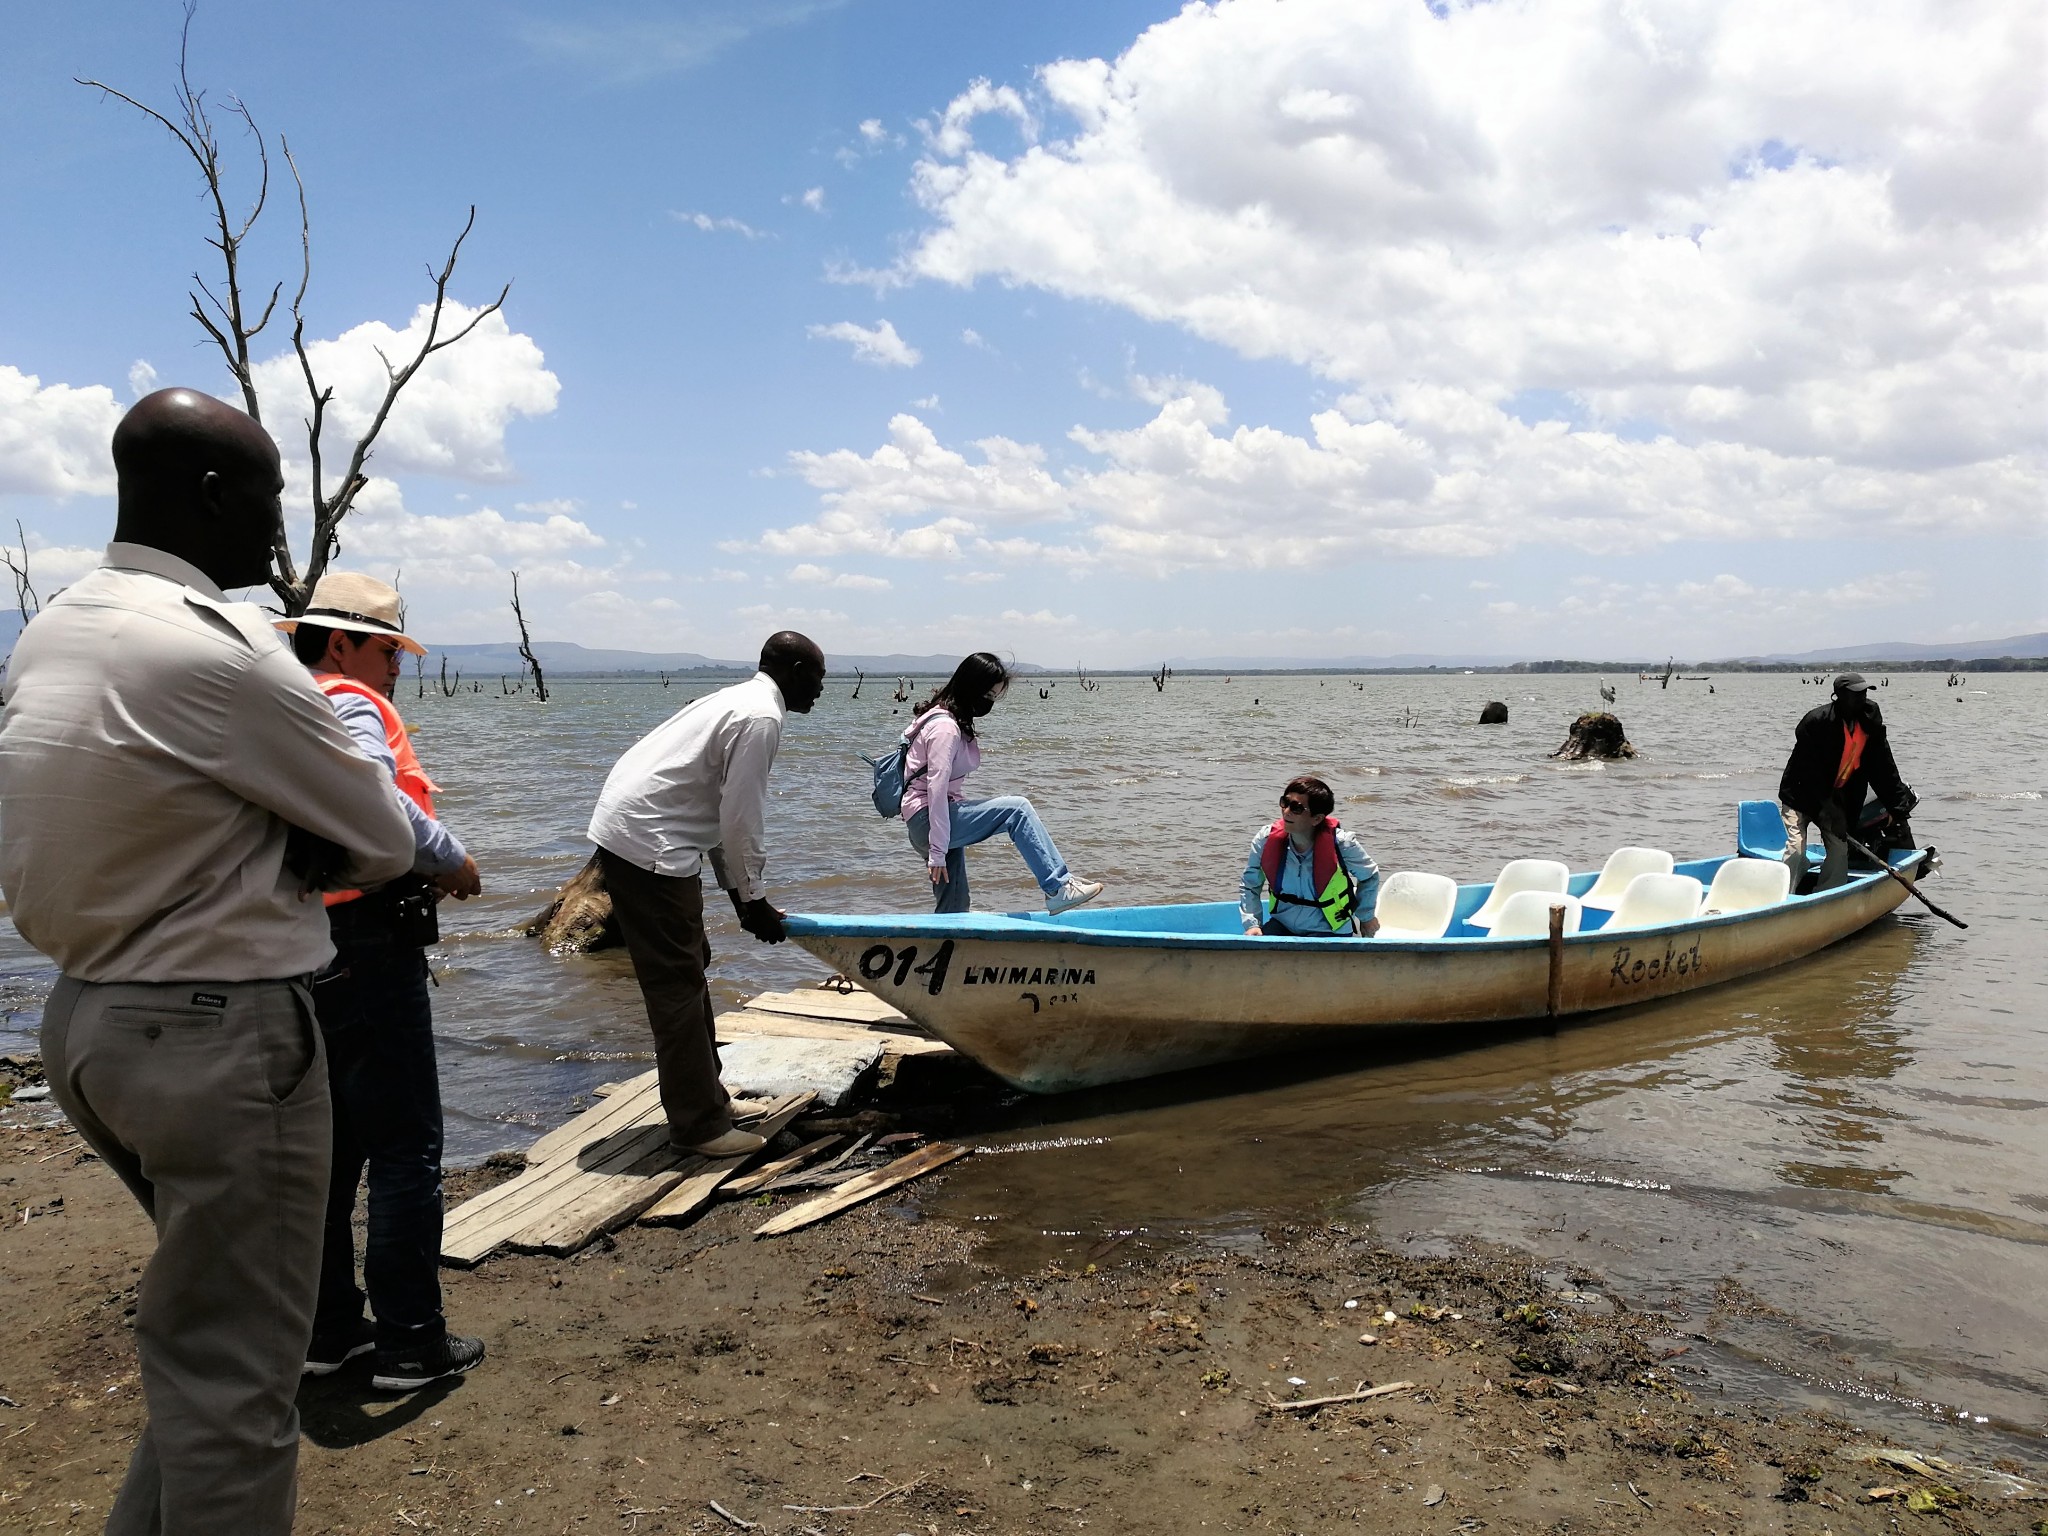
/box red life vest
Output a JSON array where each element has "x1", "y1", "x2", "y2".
[
  {"x1": 1258, "y1": 817, "x2": 1358, "y2": 931},
  {"x1": 316, "y1": 673, "x2": 439, "y2": 906}
]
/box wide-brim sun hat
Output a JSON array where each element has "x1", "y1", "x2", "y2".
[{"x1": 275, "y1": 571, "x2": 428, "y2": 656}]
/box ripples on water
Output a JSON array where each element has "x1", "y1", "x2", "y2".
[{"x1": 3, "y1": 670, "x2": 2043, "y2": 1447}]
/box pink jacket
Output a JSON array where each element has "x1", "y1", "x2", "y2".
[{"x1": 899, "y1": 709, "x2": 981, "y2": 866}]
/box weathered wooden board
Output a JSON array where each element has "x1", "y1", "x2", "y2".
[
  {"x1": 753, "y1": 1142, "x2": 971, "y2": 1238},
  {"x1": 719, "y1": 1135, "x2": 845, "y2": 1198},
  {"x1": 519, "y1": 1093, "x2": 813, "y2": 1252},
  {"x1": 524, "y1": 1070, "x2": 662, "y2": 1167},
  {"x1": 742, "y1": 987, "x2": 910, "y2": 1027},
  {"x1": 717, "y1": 1007, "x2": 953, "y2": 1057},
  {"x1": 444, "y1": 1123, "x2": 674, "y2": 1265},
  {"x1": 448, "y1": 1091, "x2": 793, "y2": 1264}
]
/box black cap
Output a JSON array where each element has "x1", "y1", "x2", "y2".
[{"x1": 1834, "y1": 672, "x2": 1872, "y2": 694}]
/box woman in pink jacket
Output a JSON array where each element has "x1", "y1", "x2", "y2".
[{"x1": 900, "y1": 652, "x2": 1104, "y2": 915}]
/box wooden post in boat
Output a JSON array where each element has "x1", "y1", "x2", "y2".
[{"x1": 1545, "y1": 904, "x2": 1566, "y2": 1019}]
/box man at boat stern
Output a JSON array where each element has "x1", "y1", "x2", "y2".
[
  {"x1": 586, "y1": 632, "x2": 827, "y2": 1157},
  {"x1": 1777, "y1": 673, "x2": 1916, "y2": 893}
]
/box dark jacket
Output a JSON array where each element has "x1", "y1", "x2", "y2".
[{"x1": 1778, "y1": 699, "x2": 1906, "y2": 817}]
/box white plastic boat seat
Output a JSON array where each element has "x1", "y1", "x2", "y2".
[
  {"x1": 1702, "y1": 857, "x2": 1791, "y2": 915},
  {"x1": 1605, "y1": 872, "x2": 1706, "y2": 931},
  {"x1": 1579, "y1": 846, "x2": 1676, "y2": 910},
  {"x1": 1372, "y1": 871, "x2": 1458, "y2": 939},
  {"x1": 1490, "y1": 890, "x2": 1583, "y2": 939},
  {"x1": 1465, "y1": 859, "x2": 1571, "y2": 930}
]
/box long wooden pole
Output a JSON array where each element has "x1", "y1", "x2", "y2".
[
  {"x1": 1845, "y1": 838, "x2": 1967, "y2": 929},
  {"x1": 1545, "y1": 903, "x2": 1566, "y2": 1017}
]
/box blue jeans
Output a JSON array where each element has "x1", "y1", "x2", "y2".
[
  {"x1": 908, "y1": 796, "x2": 1072, "y2": 913},
  {"x1": 312, "y1": 896, "x2": 446, "y2": 1350}
]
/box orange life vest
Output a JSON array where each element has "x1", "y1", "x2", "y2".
[
  {"x1": 317, "y1": 673, "x2": 440, "y2": 906},
  {"x1": 1833, "y1": 721, "x2": 1867, "y2": 789}
]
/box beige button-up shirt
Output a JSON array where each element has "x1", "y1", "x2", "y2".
[
  {"x1": 586, "y1": 672, "x2": 786, "y2": 901},
  {"x1": 0, "y1": 543, "x2": 415, "y2": 982}
]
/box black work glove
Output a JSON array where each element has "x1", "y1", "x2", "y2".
[
  {"x1": 1891, "y1": 785, "x2": 1918, "y2": 818},
  {"x1": 733, "y1": 895, "x2": 787, "y2": 945}
]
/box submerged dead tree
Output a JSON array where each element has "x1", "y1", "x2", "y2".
[
  {"x1": 79, "y1": 9, "x2": 511, "y2": 615},
  {"x1": 509, "y1": 571, "x2": 548, "y2": 702},
  {"x1": 1551, "y1": 712, "x2": 1637, "y2": 761},
  {"x1": 525, "y1": 855, "x2": 617, "y2": 953}
]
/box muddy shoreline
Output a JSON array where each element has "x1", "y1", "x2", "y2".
[{"x1": 4, "y1": 1086, "x2": 2043, "y2": 1535}]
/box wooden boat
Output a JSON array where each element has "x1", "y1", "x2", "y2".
[{"x1": 784, "y1": 805, "x2": 1938, "y2": 1095}]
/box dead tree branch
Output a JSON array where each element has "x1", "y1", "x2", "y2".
[
  {"x1": 80, "y1": 6, "x2": 512, "y2": 614},
  {"x1": 3, "y1": 522, "x2": 40, "y2": 623},
  {"x1": 509, "y1": 571, "x2": 548, "y2": 702}
]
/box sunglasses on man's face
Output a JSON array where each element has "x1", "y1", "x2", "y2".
[{"x1": 1280, "y1": 797, "x2": 1311, "y2": 815}]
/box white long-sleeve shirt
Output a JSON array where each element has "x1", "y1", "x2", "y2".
[{"x1": 586, "y1": 672, "x2": 786, "y2": 900}]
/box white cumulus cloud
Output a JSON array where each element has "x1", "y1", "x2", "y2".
[
  {"x1": 805, "y1": 319, "x2": 923, "y2": 368},
  {"x1": 754, "y1": 383, "x2": 2039, "y2": 574},
  {"x1": 788, "y1": 563, "x2": 891, "y2": 590},
  {"x1": 250, "y1": 302, "x2": 559, "y2": 482},
  {"x1": 0, "y1": 367, "x2": 122, "y2": 498},
  {"x1": 879, "y1": 0, "x2": 2043, "y2": 528}
]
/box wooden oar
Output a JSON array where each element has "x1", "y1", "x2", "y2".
[{"x1": 1845, "y1": 837, "x2": 1967, "y2": 929}]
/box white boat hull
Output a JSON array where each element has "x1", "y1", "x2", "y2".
[{"x1": 787, "y1": 856, "x2": 1922, "y2": 1094}]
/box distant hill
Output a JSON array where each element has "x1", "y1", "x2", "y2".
[
  {"x1": 1169, "y1": 650, "x2": 1528, "y2": 670},
  {"x1": 414, "y1": 642, "x2": 1049, "y2": 677},
  {"x1": 1720, "y1": 633, "x2": 2048, "y2": 664}
]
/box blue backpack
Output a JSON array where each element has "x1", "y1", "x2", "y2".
[{"x1": 862, "y1": 726, "x2": 926, "y2": 817}]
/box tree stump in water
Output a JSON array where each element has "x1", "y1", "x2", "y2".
[
  {"x1": 1478, "y1": 701, "x2": 1508, "y2": 724},
  {"x1": 1550, "y1": 712, "x2": 1636, "y2": 760},
  {"x1": 524, "y1": 851, "x2": 621, "y2": 953}
]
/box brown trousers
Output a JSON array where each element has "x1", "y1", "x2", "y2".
[
  {"x1": 41, "y1": 975, "x2": 329, "y2": 1536},
  {"x1": 596, "y1": 849, "x2": 733, "y2": 1145}
]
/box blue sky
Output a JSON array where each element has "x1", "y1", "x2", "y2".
[{"x1": 3, "y1": 0, "x2": 2042, "y2": 664}]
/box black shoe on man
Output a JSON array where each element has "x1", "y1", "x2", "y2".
[
  {"x1": 303, "y1": 1317, "x2": 377, "y2": 1377},
  {"x1": 372, "y1": 1333, "x2": 487, "y2": 1392}
]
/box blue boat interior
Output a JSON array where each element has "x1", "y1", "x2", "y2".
[{"x1": 785, "y1": 800, "x2": 1919, "y2": 948}]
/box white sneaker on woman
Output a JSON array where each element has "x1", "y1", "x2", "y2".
[{"x1": 1046, "y1": 878, "x2": 1105, "y2": 915}]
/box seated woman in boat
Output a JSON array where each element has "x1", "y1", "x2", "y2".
[
  {"x1": 1240, "y1": 776, "x2": 1381, "y2": 938},
  {"x1": 901, "y1": 652, "x2": 1105, "y2": 916}
]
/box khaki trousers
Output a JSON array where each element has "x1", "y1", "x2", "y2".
[
  {"x1": 595, "y1": 848, "x2": 733, "y2": 1146},
  {"x1": 41, "y1": 976, "x2": 329, "y2": 1536}
]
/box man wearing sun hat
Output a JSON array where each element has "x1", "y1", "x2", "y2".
[
  {"x1": 280, "y1": 572, "x2": 486, "y2": 1393},
  {"x1": 1777, "y1": 672, "x2": 1915, "y2": 893}
]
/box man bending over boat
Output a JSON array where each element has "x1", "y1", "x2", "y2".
[
  {"x1": 1778, "y1": 673, "x2": 1916, "y2": 894},
  {"x1": 1241, "y1": 776, "x2": 1381, "y2": 937}
]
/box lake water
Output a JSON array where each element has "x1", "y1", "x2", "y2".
[{"x1": 4, "y1": 669, "x2": 2043, "y2": 1453}]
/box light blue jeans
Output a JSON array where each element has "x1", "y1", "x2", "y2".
[{"x1": 907, "y1": 795, "x2": 1072, "y2": 913}]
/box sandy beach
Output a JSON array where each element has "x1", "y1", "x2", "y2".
[{"x1": 6, "y1": 1081, "x2": 2042, "y2": 1536}]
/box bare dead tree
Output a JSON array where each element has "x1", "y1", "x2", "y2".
[
  {"x1": 437, "y1": 655, "x2": 461, "y2": 697},
  {"x1": 1151, "y1": 663, "x2": 1171, "y2": 692},
  {"x1": 509, "y1": 571, "x2": 547, "y2": 702},
  {"x1": 2, "y1": 522, "x2": 40, "y2": 623},
  {"x1": 1075, "y1": 664, "x2": 1099, "y2": 693},
  {"x1": 78, "y1": 6, "x2": 510, "y2": 614},
  {"x1": 413, "y1": 652, "x2": 426, "y2": 699},
  {"x1": 850, "y1": 666, "x2": 865, "y2": 700}
]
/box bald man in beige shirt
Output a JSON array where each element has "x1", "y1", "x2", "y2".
[{"x1": 0, "y1": 390, "x2": 413, "y2": 1535}]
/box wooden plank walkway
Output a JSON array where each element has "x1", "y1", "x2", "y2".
[{"x1": 441, "y1": 981, "x2": 962, "y2": 1264}]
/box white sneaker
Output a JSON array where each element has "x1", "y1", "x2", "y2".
[{"x1": 1046, "y1": 878, "x2": 1105, "y2": 915}]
